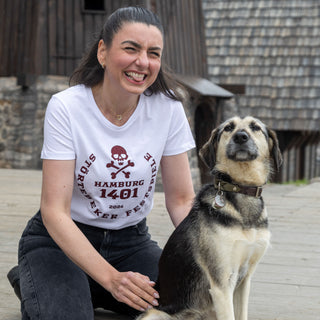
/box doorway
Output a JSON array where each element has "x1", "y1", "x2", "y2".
[{"x1": 195, "y1": 103, "x2": 216, "y2": 184}]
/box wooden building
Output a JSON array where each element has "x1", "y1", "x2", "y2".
[
  {"x1": 0, "y1": 0, "x2": 209, "y2": 79},
  {"x1": 203, "y1": 0, "x2": 320, "y2": 182}
]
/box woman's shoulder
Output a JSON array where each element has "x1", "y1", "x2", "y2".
[
  {"x1": 143, "y1": 91, "x2": 183, "y2": 109},
  {"x1": 49, "y1": 85, "x2": 92, "y2": 112},
  {"x1": 140, "y1": 92, "x2": 187, "y2": 125},
  {"x1": 52, "y1": 84, "x2": 89, "y2": 101},
  {"x1": 46, "y1": 85, "x2": 92, "y2": 118}
]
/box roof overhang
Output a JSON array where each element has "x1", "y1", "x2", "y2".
[{"x1": 175, "y1": 75, "x2": 234, "y2": 98}]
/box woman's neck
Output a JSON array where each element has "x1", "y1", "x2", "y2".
[{"x1": 92, "y1": 83, "x2": 140, "y2": 125}]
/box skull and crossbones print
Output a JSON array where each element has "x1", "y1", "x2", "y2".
[{"x1": 106, "y1": 145, "x2": 135, "y2": 179}]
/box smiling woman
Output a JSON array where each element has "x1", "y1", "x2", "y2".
[
  {"x1": 94, "y1": 22, "x2": 164, "y2": 110},
  {"x1": 70, "y1": 7, "x2": 182, "y2": 104},
  {"x1": 8, "y1": 6, "x2": 196, "y2": 320}
]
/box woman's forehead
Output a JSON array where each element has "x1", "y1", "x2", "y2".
[{"x1": 112, "y1": 22, "x2": 164, "y2": 48}]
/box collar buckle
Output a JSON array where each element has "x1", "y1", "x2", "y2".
[{"x1": 255, "y1": 186, "x2": 263, "y2": 198}]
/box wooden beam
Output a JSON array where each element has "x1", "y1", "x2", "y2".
[{"x1": 218, "y1": 84, "x2": 246, "y2": 95}]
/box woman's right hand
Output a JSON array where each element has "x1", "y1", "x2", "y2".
[{"x1": 106, "y1": 270, "x2": 160, "y2": 311}]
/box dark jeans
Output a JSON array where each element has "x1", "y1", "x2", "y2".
[{"x1": 18, "y1": 211, "x2": 162, "y2": 320}]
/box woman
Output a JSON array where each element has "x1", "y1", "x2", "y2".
[{"x1": 8, "y1": 6, "x2": 195, "y2": 319}]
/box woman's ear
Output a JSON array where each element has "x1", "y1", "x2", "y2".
[{"x1": 97, "y1": 39, "x2": 107, "y2": 69}]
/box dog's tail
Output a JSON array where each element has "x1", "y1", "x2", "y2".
[{"x1": 136, "y1": 308, "x2": 205, "y2": 320}]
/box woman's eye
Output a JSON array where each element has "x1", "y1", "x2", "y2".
[
  {"x1": 125, "y1": 47, "x2": 136, "y2": 52},
  {"x1": 150, "y1": 51, "x2": 160, "y2": 57}
]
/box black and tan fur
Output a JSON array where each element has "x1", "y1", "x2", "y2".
[{"x1": 137, "y1": 116, "x2": 282, "y2": 320}]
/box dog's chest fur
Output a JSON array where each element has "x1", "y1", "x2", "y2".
[
  {"x1": 194, "y1": 185, "x2": 271, "y2": 290},
  {"x1": 198, "y1": 221, "x2": 270, "y2": 289}
]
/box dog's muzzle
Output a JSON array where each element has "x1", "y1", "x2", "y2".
[{"x1": 227, "y1": 130, "x2": 258, "y2": 161}]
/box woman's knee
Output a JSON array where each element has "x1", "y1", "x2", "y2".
[{"x1": 19, "y1": 249, "x2": 94, "y2": 320}]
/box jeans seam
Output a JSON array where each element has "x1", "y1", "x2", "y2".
[{"x1": 21, "y1": 255, "x2": 41, "y2": 319}]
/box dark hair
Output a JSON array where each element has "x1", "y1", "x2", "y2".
[{"x1": 70, "y1": 6, "x2": 183, "y2": 101}]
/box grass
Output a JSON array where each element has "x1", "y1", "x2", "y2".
[{"x1": 282, "y1": 179, "x2": 308, "y2": 186}]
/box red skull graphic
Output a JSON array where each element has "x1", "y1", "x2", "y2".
[
  {"x1": 106, "y1": 145, "x2": 134, "y2": 179},
  {"x1": 111, "y1": 145, "x2": 128, "y2": 166}
]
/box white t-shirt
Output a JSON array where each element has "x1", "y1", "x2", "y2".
[{"x1": 41, "y1": 85, "x2": 195, "y2": 229}]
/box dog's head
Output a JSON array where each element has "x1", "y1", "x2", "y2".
[{"x1": 200, "y1": 116, "x2": 282, "y2": 184}]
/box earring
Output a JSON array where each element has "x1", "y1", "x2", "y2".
[{"x1": 101, "y1": 63, "x2": 105, "y2": 69}]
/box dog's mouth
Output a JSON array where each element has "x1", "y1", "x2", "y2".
[
  {"x1": 228, "y1": 149, "x2": 258, "y2": 161},
  {"x1": 226, "y1": 143, "x2": 258, "y2": 162}
]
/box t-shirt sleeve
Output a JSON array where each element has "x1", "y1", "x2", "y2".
[
  {"x1": 162, "y1": 101, "x2": 195, "y2": 156},
  {"x1": 41, "y1": 96, "x2": 76, "y2": 160}
]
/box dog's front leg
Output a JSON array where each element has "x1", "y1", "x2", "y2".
[
  {"x1": 209, "y1": 287, "x2": 235, "y2": 320},
  {"x1": 233, "y1": 276, "x2": 251, "y2": 320}
]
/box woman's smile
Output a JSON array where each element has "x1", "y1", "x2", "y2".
[{"x1": 124, "y1": 71, "x2": 147, "y2": 83}]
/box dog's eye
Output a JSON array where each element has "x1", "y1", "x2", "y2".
[
  {"x1": 250, "y1": 122, "x2": 261, "y2": 132},
  {"x1": 224, "y1": 123, "x2": 234, "y2": 132}
]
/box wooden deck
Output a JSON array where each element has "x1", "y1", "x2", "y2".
[{"x1": 1, "y1": 169, "x2": 319, "y2": 320}]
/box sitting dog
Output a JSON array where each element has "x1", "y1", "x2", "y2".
[{"x1": 137, "y1": 116, "x2": 282, "y2": 320}]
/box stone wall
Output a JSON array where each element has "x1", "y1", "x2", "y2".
[
  {"x1": 0, "y1": 76, "x2": 201, "y2": 190},
  {"x1": 0, "y1": 76, "x2": 69, "y2": 169}
]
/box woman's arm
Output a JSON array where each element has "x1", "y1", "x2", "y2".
[
  {"x1": 160, "y1": 152, "x2": 195, "y2": 227},
  {"x1": 40, "y1": 159, "x2": 159, "y2": 311}
]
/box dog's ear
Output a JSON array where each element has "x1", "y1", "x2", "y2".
[
  {"x1": 199, "y1": 128, "x2": 219, "y2": 171},
  {"x1": 267, "y1": 128, "x2": 283, "y2": 172}
]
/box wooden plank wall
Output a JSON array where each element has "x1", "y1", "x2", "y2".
[
  {"x1": 0, "y1": 0, "x2": 39, "y2": 76},
  {"x1": 155, "y1": 0, "x2": 207, "y2": 77},
  {"x1": 0, "y1": 0, "x2": 207, "y2": 78},
  {"x1": 42, "y1": 0, "x2": 144, "y2": 77},
  {"x1": 0, "y1": 0, "x2": 145, "y2": 77}
]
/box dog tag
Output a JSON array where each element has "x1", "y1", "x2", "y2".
[{"x1": 212, "y1": 191, "x2": 225, "y2": 209}]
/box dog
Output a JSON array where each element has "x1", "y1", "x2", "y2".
[{"x1": 137, "y1": 116, "x2": 282, "y2": 320}]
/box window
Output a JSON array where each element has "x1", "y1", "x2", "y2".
[{"x1": 83, "y1": 0, "x2": 105, "y2": 12}]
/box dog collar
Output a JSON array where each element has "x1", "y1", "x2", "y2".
[{"x1": 214, "y1": 178, "x2": 263, "y2": 198}]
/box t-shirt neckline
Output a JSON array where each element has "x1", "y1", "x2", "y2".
[{"x1": 88, "y1": 87, "x2": 142, "y2": 130}]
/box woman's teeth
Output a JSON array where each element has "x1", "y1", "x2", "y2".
[{"x1": 125, "y1": 72, "x2": 145, "y2": 81}]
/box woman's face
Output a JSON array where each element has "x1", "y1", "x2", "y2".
[{"x1": 99, "y1": 22, "x2": 163, "y2": 96}]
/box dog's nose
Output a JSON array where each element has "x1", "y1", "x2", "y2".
[{"x1": 233, "y1": 131, "x2": 249, "y2": 144}]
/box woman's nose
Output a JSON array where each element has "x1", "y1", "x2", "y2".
[{"x1": 136, "y1": 51, "x2": 149, "y2": 68}]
